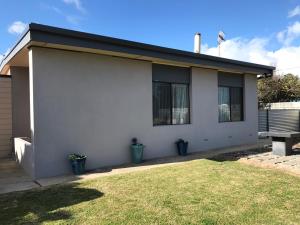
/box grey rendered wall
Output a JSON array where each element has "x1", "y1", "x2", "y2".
[
  {"x1": 30, "y1": 47, "x2": 258, "y2": 178},
  {"x1": 11, "y1": 67, "x2": 30, "y2": 138}
]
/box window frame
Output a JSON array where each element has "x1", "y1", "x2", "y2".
[
  {"x1": 218, "y1": 85, "x2": 244, "y2": 123},
  {"x1": 153, "y1": 81, "x2": 191, "y2": 126}
]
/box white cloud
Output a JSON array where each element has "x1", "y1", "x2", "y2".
[
  {"x1": 277, "y1": 21, "x2": 300, "y2": 45},
  {"x1": 203, "y1": 38, "x2": 272, "y2": 64},
  {"x1": 63, "y1": 0, "x2": 86, "y2": 13},
  {"x1": 8, "y1": 21, "x2": 27, "y2": 35},
  {"x1": 202, "y1": 37, "x2": 300, "y2": 76},
  {"x1": 271, "y1": 46, "x2": 300, "y2": 75},
  {"x1": 288, "y1": 5, "x2": 300, "y2": 18}
]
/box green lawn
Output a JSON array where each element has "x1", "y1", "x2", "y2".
[{"x1": 1, "y1": 158, "x2": 300, "y2": 225}]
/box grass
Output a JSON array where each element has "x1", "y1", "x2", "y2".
[{"x1": 1, "y1": 158, "x2": 300, "y2": 225}]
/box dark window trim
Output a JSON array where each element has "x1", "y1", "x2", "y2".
[
  {"x1": 153, "y1": 81, "x2": 191, "y2": 126},
  {"x1": 218, "y1": 85, "x2": 244, "y2": 123}
]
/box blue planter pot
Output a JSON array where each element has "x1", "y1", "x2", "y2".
[
  {"x1": 176, "y1": 140, "x2": 188, "y2": 156},
  {"x1": 131, "y1": 144, "x2": 144, "y2": 164},
  {"x1": 70, "y1": 157, "x2": 86, "y2": 175}
]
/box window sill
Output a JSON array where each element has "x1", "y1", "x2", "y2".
[
  {"x1": 218, "y1": 120, "x2": 245, "y2": 123},
  {"x1": 153, "y1": 123, "x2": 192, "y2": 127}
]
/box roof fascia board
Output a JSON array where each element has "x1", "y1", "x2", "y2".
[
  {"x1": 1, "y1": 23, "x2": 275, "y2": 75},
  {"x1": 29, "y1": 42, "x2": 269, "y2": 75},
  {"x1": 29, "y1": 23, "x2": 274, "y2": 75},
  {"x1": 0, "y1": 30, "x2": 31, "y2": 73}
]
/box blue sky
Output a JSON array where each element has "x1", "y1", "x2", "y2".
[{"x1": 1, "y1": 0, "x2": 300, "y2": 74}]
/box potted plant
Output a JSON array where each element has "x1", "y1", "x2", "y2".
[
  {"x1": 68, "y1": 153, "x2": 87, "y2": 175},
  {"x1": 131, "y1": 138, "x2": 145, "y2": 164},
  {"x1": 175, "y1": 139, "x2": 188, "y2": 156}
]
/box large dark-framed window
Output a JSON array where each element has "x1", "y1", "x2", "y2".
[
  {"x1": 152, "y1": 64, "x2": 190, "y2": 126},
  {"x1": 218, "y1": 72, "x2": 244, "y2": 122}
]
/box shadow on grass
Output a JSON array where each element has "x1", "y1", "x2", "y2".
[{"x1": 0, "y1": 182, "x2": 103, "y2": 225}]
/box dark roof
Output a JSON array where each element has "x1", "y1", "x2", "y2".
[{"x1": 1, "y1": 23, "x2": 275, "y2": 75}]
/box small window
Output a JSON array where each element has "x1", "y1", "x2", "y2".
[
  {"x1": 218, "y1": 87, "x2": 243, "y2": 122},
  {"x1": 152, "y1": 64, "x2": 190, "y2": 126},
  {"x1": 218, "y1": 87, "x2": 230, "y2": 122},
  {"x1": 153, "y1": 82, "x2": 172, "y2": 125},
  {"x1": 172, "y1": 84, "x2": 190, "y2": 124},
  {"x1": 218, "y1": 72, "x2": 244, "y2": 122},
  {"x1": 230, "y1": 87, "x2": 243, "y2": 121},
  {"x1": 153, "y1": 82, "x2": 190, "y2": 125}
]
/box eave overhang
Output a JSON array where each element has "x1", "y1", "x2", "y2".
[{"x1": 0, "y1": 23, "x2": 275, "y2": 75}]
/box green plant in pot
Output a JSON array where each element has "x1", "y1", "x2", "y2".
[
  {"x1": 68, "y1": 153, "x2": 87, "y2": 175},
  {"x1": 131, "y1": 138, "x2": 145, "y2": 164}
]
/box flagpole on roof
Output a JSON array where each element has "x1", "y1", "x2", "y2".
[{"x1": 218, "y1": 31, "x2": 225, "y2": 57}]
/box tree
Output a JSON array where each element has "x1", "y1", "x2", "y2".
[{"x1": 257, "y1": 73, "x2": 300, "y2": 108}]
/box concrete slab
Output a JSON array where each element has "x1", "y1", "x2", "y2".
[
  {"x1": 0, "y1": 181, "x2": 39, "y2": 194},
  {"x1": 0, "y1": 159, "x2": 38, "y2": 195}
]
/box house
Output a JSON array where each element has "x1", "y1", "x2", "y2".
[{"x1": 0, "y1": 23, "x2": 274, "y2": 179}]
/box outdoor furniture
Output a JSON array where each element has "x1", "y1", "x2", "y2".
[{"x1": 260, "y1": 131, "x2": 300, "y2": 156}]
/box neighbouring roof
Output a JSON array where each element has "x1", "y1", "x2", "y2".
[{"x1": 0, "y1": 23, "x2": 275, "y2": 75}]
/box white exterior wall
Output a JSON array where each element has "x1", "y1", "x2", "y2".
[{"x1": 29, "y1": 47, "x2": 258, "y2": 178}]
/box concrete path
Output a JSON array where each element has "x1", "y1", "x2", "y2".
[
  {"x1": 36, "y1": 143, "x2": 263, "y2": 187},
  {"x1": 0, "y1": 142, "x2": 267, "y2": 195},
  {"x1": 0, "y1": 159, "x2": 39, "y2": 194}
]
